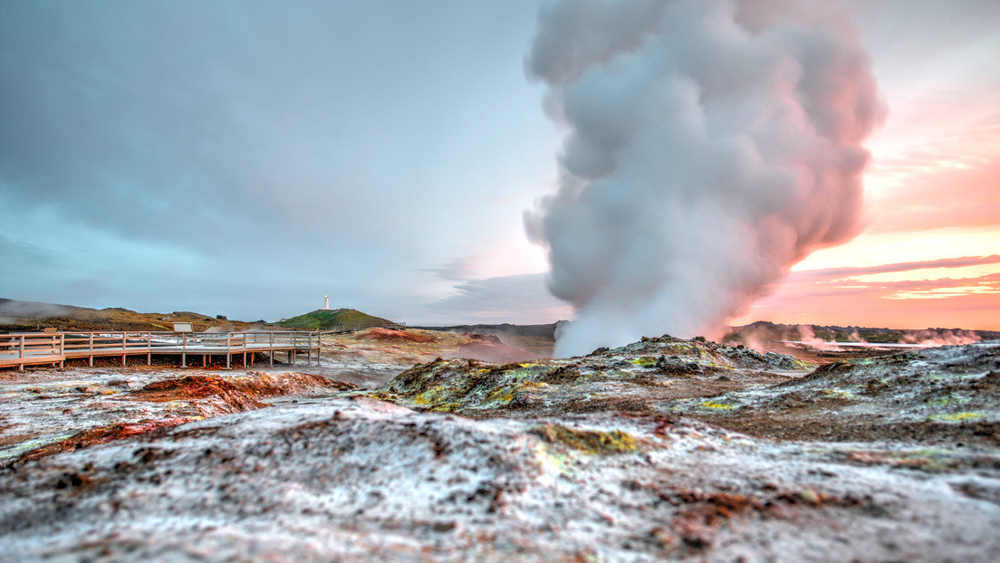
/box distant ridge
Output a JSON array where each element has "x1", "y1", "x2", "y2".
[
  {"x1": 413, "y1": 322, "x2": 562, "y2": 340},
  {"x1": 277, "y1": 309, "x2": 398, "y2": 331},
  {"x1": 725, "y1": 321, "x2": 1000, "y2": 344},
  {"x1": 0, "y1": 298, "x2": 256, "y2": 332}
]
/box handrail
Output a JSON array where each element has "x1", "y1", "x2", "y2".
[
  {"x1": 0, "y1": 329, "x2": 320, "y2": 337},
  {"x1": 0, "y1": 329, "x2": 322, "y2": 370}
]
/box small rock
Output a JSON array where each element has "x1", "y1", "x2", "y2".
[
  {"x1": 432, "y1": 521, "x2": 456, "y2": 533},
  {"x1": 650, "y1": 527, "x2": 676, "y2": 549},
  {"x1": 799, "y1": 488, "x2": 821, "y2": 506}
]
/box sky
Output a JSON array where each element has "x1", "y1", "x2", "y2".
[{"x1": 1, "y1": 0, "x2": 998, "y2": 329}]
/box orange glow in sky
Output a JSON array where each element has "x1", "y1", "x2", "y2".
[{"x1": 733, "y1": 43, "x2": 1000, "y2": 331}]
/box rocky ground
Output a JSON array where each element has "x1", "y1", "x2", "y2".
[
  {"x1": 317, "y1": 327, "x2": 542, "y2": 383},
  {"x1": 1, "y1": 336, "x2": 999, "y2": 561}
]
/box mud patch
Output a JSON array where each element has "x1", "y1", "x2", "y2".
[
  {"x1": 358, "y1": 327, "x2": 436, "y2": 343},
  {"x1": 131, "y1": 372, "x2": 356, "y2": 412},
  {"x1": 12, "y1": 417, "x2": 191, "y2": 464}
]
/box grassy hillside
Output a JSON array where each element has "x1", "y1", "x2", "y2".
[
  {"x1": 277, "y1": 309, "x2": 397, "y2": 331},
  {"x1": 0, "y1": 299, "x2": 397, "y2": 333},
  {"x1": 0, "y1": 298, "x2": 259, "y2": 332}
]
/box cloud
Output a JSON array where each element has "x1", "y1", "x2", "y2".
[
  {"x1": 0, "y1": 234, "x2": 56, "y2": 268},
  {"x1": 866, "y1": 153, "x2": 1000, "y2": 234},
  {"x1": 740, "y1": 255, "x2": 1000, "y2": 329},
  {"x1": 423, "y1": 257, "x2": 481, "y2": 282},
  {"x1": 0, "y1": 1, "x2": 556, "y2": 321},
  {"x1": 423, "y1": 273, "x2": 570, "y2": 324},
  {"x1": 791, "y1": 254, "x2": 1000, "y2": 281},
  {"x1": 2, "y1": 0, "x2": 997, "y2": 332},
  {"x1": 860, "y1": 273, "x2": 1000, "y2": 300}
]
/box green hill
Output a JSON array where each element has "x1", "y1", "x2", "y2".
[{"x1": 277, "y1": 308, "x2": 398, "y2": 331}]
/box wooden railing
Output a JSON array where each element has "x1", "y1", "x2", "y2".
[{"x1": 0, "y1": 330, "x2": 322, "y2": 371}]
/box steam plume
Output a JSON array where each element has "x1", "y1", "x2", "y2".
[
  {"x1": 525, "y1": 0, "x2": 884, "y2": 356},
  {"x1": 796, "y1": 325, "x2": 841, "y2": 352},
  {"x1": 902, "y1": 329, "x2": 981, "y2": 347}
]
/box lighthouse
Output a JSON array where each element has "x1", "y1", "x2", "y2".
[{"x1": 324, "y1": 295, "x2": 330, "y2": 310}]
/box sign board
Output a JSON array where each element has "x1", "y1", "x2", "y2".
[{"x1": 172, "y1": 322, "x2": 193, "y2": 333}]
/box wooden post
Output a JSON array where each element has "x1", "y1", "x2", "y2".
[
  {"x1": 18, "y1": 334, "x2": 24, "y2": 372},
  {"x1": 59, "y1": 334, "x2": 64, "y2": 368},
  {"x1": 307, "y1": 334, "x2": 312, "y2": 364},
  {"x1": 315, "y1": 332, "x2": 321, "y2": 366},
  {"x1": 182, "y1": 332, "x2": 187, "y2": 368},
  {"x1": 269, "y1": 332, "x2": 274, "y2": 367},
  {"x1": 147, "y1": 333, "x2": 152, "y2": 366},
  {"x1": 89, "y1": 333, "x2": 94, "y2": 367},
  {"x1": 121, "y1": 331, "x2": 127, "y2": 367},
  {"x1": 203, "y1": 354, "x2": 207, "y2": 367},
  {"x1": 226, "y1": 333, "x2": 231, "y2": 369}
]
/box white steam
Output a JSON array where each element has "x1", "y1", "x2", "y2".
[
  {"x1": 525, "y1": 0, "x2": 884, "y2": 356},
  {"x1": 795, "y1": 325, "x2": 841, "y2": 352},
  {"x1": 0, "y1": 299, "x2": 70, "y2": 326},
  {"x1": 901, "y1": 329, "x2": 981, "y2": 347}
]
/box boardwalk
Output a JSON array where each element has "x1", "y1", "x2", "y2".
[{"x1": 0, "y1": 330, "x2": 321, "y2": 370}]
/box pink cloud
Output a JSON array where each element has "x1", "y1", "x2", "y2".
[
  {"x1": 866, "y1": 157, "x2": 1000, "y2": 233},
  {"x1": 739, "y1": 255, "x2": 1000, "y2": 329},
  {"x1": 791, "y1": 254, "x2": 1000, "y2": 280}
]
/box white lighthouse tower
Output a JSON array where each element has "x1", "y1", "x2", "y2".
[{"x1": 324, "y1": 295, "x2": 330, "y2": 310}]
